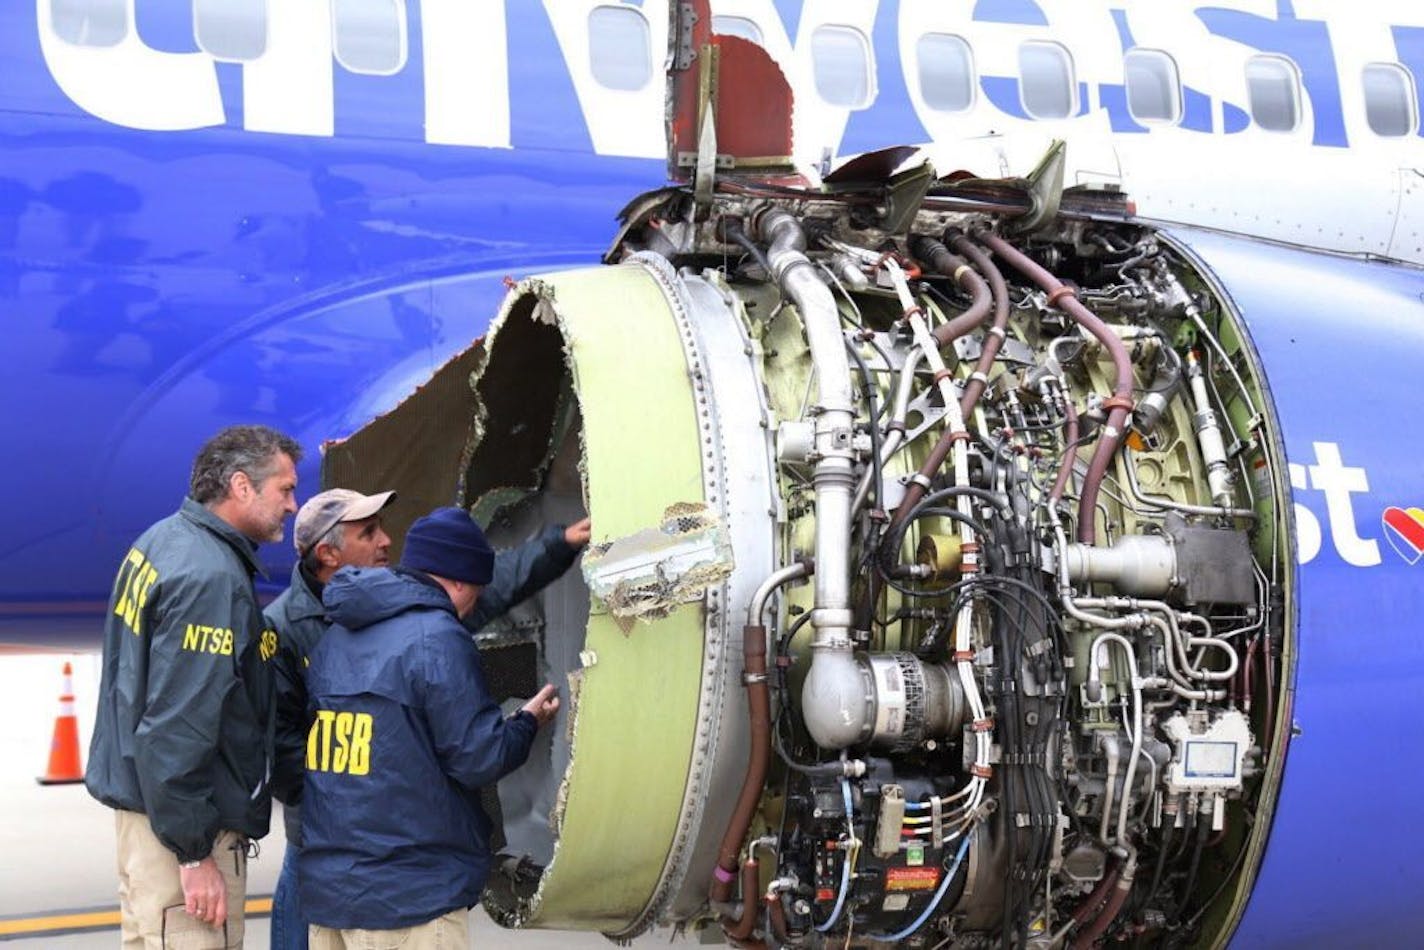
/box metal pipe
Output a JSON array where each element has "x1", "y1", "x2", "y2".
[
  {"x1": 1087, "y1": 633, "x2": 1144, "y2": 845},
  {"x1": 755, "y1": 210, "x2": 863, "y2": 751},
  {"x1": 1098, "y1": 733, "x2": 1121, "y2": 843},
  {"x1": 747, "y1": 562, "x2": 811, "y2": 628},
  {"x1": 1122, "y1": 447, "x2": 1256, "y2": 520},
  {"x1": 1051, "y1": 398, "x2": 1080, "y2": 506},
  {"x1": 1186, "y1": 350, "x2": 1237, "y2": 507}
]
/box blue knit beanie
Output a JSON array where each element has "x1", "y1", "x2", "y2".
[{"x1": 400, "y1": 507, "x2": 495, "y2": 585}]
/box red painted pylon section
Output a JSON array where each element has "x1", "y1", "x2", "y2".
[{"x1": 37, "y1": 661, "x2": 84, "y2": 786}]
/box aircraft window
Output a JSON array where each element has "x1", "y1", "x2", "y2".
[
  {"x1": 1362, "y1": 63, "x2": 1418, "y2": 137},
  {"x1": 916, "y1": 33, "x2": 975, "y2": 113},
  {"x1": 1019, "y1": 41, "x2": 1076, "y2": 119},
  {"x1": 332, "y1": 0, "x2": 408, "y2": 76},
  {"x1": 712, "y1": 15, "x2": 763, "y2": 46},
  {"x1": 588, "y1": 5, "x2": 652, "y2": 91},
  {"x1": 194, "y1": 0, "x2": 267, "y2": 63},
  {"x1": 51, "y1": 0, "x2": 127, "y2": 47},
  {"x1": 1245, "y1": 55, "x2": 1300, "y2": 132},
  {"x1": 1123, "y1": 48, "x2": 1181, "y2": 124},
  {"x1": 811, "y1": 25, "x2": 873, "y2": 109}
]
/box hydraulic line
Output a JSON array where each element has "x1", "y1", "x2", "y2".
[
  {"x1": 949, "y1": 230, "x2": 1012, "y2": 415},
  {"x1": 712, "y1": 562, "x2": 810, "y2": 933},
  {"x1": 908, "y1": 233, "x2": 992, "y2": 348},
  {"x1": 893, "y1": 234, "x2": 999, "y2": 525},
  {"x1": 1051, "y1": 399, "x2": 1080, "y2": 506},
  {"x1": 1086, "y1": 633, "x2": 1144, "y2": 846},
  {"x1": 978, "y1": 232, "x2": 1134, "y2": 545},
  {"x1": 879, "y1": 258, "x2": 993, "y2": 811}
]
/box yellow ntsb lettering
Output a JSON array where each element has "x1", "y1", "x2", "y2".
[
  {"x1": 180, "y1": 624, "x2": 234, "y2": 656},
  {"x1": 306, "y1": 710, "x2": 373, "y2": 776},
  {"x1": 112, "y1": 549, "x2": 159, "y2": 636},
  {"x1": 259, "y1": 628, "x2": 278, "y2": 662}
]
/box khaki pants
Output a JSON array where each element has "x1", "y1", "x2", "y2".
[
  {"x1": 308, "y1": 909, "x2": 468, "y2": 950},
  {"x1": 115, "y1": 810, "x2": 248, "y2": 949}
]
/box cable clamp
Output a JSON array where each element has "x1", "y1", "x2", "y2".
[
  {"x1": 1101, "y1": 395, "x2": 1135, "y2": 413},
  {"x1": 952, "y1": 649, "x2": 976, "y2": 663},
  {"x1": 971, "y1": 717, "x2": 995, "y2": 733},
  {"x1": 947, "y1": 430, "x2": 972, "y2": 445},
  {"x1": 952, "y1": 264, "x2": 973, "y2": 283},
  {"x1": 970, "y1": 764, "x2": 994, "y2": 779},
  {"x1": 1046, "y1": 285, "x2": 1078, "y2": 307},
  {"x1": 908, "y1": 473, "x2": 933, "y2": 491},
  {"x1": 969, "y1": 371, "x2": 989, "y2": 384},
  {"x1": 930, "y1": 795, "x2": 944, "y2": 848},
  {"x1": 987, "y1": 326, "x2": 1008, "y2": 339},
  {"x1": 903, "y1": 305, "x2": 925, "y2": 320}
]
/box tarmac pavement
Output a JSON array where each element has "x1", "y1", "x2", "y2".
[{"x1": 0, "y1": 652, "x2": 645, "y2": 947}]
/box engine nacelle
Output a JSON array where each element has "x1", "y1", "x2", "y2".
[{"x1": 330, "y1": 188, "x2": 1293, "y2": 948}]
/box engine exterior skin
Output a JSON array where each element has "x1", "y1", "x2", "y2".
[{"x1": 1167, "y1": 228, "x2": 1424, "y2": 948}]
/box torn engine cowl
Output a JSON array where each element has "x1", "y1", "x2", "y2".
[{"x1": 329, "y1": 193, "x2": 1289, "y2": 949}]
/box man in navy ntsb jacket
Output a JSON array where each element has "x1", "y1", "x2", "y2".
[{"x1": 297, "y1": 507, "x2": 560, "y2": 949}]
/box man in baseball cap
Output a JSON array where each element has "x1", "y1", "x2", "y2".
[{"x1": 266, "y1": 488, "x2": 396, "y2": 950}]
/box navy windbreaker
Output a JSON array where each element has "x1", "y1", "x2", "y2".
[
  {"x1": 269, "y1": 524, "x2": 577, "y2": 845},
  {"x1": 85, "y1": 498, "x2": 277, "y2": 863},
  {"x1": 296, "y1": 567, "x2": 538, "y2": 930}
]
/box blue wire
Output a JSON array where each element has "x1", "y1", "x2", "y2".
[
  {"x1": 865, "y1": 834, "x2": 973, "y2": 942},
  {"x1": 814, "y1": 779, "x2": 855, "y2": 933}
]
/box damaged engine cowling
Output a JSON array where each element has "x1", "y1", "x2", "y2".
[{"x1": 338, "y1": 188, "x2": 1289, "y2": 948}]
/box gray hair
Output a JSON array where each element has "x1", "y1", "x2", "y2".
[
  {"x1": 300, "y1": 520, "x2": 346, "y2": 569},
  {"x1": 189, "y1": 425, "x2": 303, "y2": 505}
]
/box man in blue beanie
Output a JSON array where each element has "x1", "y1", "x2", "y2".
[{"x1": 297, "y1": 507, "x2": 561, "y2": 950}]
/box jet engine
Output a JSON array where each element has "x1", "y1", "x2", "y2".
[{"x1": 329, "y1": 181, "x2": 1289, "y2": 949}]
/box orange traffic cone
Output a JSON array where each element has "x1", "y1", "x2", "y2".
[{"x1": 37, "y1": 661, "x2": 84, "y2": 786}]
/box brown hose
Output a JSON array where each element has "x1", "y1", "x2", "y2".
[
  {"x1": 890, "y1": 234, "x2": 999, "y2": 528},
  {"x1": 950, "y1": 231, "x2": 1011, "y2": 416},
  {"x1": 723, "y1": 861, "x2": 764, "y2": 942},
  {"x1": 766, "y1": 890, "x2": 791, "y2": 945},
  {"x1": 909, "y1": 234, "x2": 993, "y2": 347},
  {"x1": 977, "y1": 233, "x2": 1134, "y2": 544},
  {"x1": 1051, "y1": 398, "x2": 1080, "y2": 506},
  {"x1": 1071, "y1": 864, "x2": 1134, "y2": 949},
  {"x1": 712, "y1": 624, "x2": 771, "y2": 925},
  {"x1": 1072, "y1": 865, "x2": 1120, "y2": 927}
]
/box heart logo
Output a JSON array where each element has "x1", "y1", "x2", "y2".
[{"x1": 1381, "y1": 506, "x2": 1424, "y2": 565}]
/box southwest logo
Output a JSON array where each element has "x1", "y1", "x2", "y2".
[{"x1": 1381, "y1": 507, "x2": 1424, "y2": 565}]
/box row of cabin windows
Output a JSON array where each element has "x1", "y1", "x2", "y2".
[
  {"x1": 718, "y1": 15, "x2": 1421, "y2": 139},
  {"x1": 52, "y1": 1, "x2": 1422, "y2": 139},
  {"x1": 52, "y1": 0, "x2": 407, "y2": 75}
]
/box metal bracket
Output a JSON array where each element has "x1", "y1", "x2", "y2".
[
  {"x1": 673, "y1": 1, "x2": 698, "y2": 70},
  {"x1": 693, "y1": 43, "x2": 719, "y2": 208},
  {"x1": 1011, "y1": 139, "x2": 1067, "y2": 234},
  {"x1": 880, "y1": 160, "x2": 937, "y2": 235}
]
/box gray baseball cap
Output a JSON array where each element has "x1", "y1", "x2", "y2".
[{"x1": 293, "y1": 488, "x2": 397, "y2": 556}]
